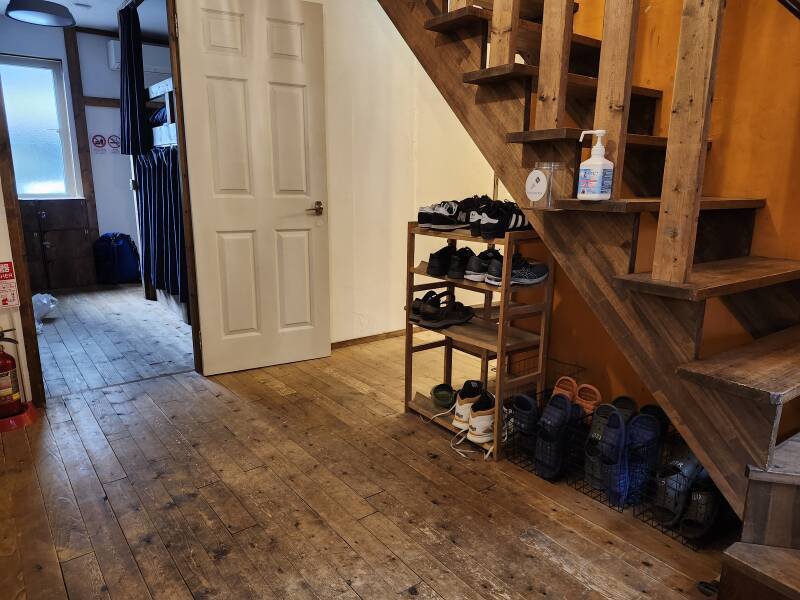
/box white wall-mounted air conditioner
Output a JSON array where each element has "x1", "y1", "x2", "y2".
[{"x1": 107, "y1": 39, "x2": 171, "y2": 75}]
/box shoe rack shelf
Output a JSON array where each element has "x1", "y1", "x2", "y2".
[{"x1": 405, "y1": 222, "x2": 555, "y2": 460}]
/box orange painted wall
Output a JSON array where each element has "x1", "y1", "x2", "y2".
[{"x1": 542, "y1": 0, "x2": 800, "y2": 411}]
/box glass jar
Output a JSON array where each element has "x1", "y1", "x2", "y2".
[{"x1": 524, "y1": 161, "x2": 569, "y2": 209}]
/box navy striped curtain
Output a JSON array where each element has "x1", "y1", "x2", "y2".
[
  {"x1": 134, "y1": 147, "x2": 188, "y2": 303},
  {"x1": 119, "y1": 4, "x2": 151, "y2": 155}
]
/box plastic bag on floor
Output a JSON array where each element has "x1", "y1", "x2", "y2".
[{"x1": 33, "y1": 293, "x2": 58, "y2": 333}]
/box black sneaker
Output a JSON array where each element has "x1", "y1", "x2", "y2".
[
  {"x1": 464, "y1": 249, "x2": 502, "y2": 282},
  {"x1": 480, "y1": 201, "x2": 531, "y2": 239},
  {"x1": 485, "y1": 254, "x2": 504, "y2": 286},
  {"x1": 510, "y1": 256, "x2": 548, "y2": 285},
  {"x1": 430, "y1": 201, "x2": 468, "y2": 230},
  {"x1": 467, "y1": 196, "x2": 493, "y2": 237},
  {"x1": 447, "y1": 247, "x2": 476, "y2": 279},
  {"x1": 426, "y1": 245, "x2": 456, "y2": 276}
]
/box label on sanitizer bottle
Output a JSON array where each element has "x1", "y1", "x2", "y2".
[{"x1": 578, "y1": 167, "x2": 613, "y2": 196}]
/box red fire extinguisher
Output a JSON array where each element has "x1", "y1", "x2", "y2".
[{"x1": 0, "y1": 332, "x2": 21, "y2": 419}]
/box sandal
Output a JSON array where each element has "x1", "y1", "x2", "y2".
[
  {"x1": 612, "y1": 395, "x2": 637, "y2": 423},
  {"x1": 552, "y1": 377, "x2": 577, "y2": 401},
  {"x1": 652, "y1": 443, "x2": 701, "y2": 527},
  {"x1": 419, "y1": 301, "x2": 475, "y2": 329},
  {"x1": 679, "y1": 468, "x2": 720, "y2": 539},
  {"x1": 584, "y1": 404, "x2": 614, "y2": 489},
  {"x1": 534, "y1": 394, "x2": 573, "y2": 480},
  {"x1": 600, "y1": 407, "x2": 629, "y2": 506},
  {"x1": 410, "y1": 291, "x2": 452, "y2": 323},
  {"x1": 627, "y1": 413, "x2": 661, "y2": 504},
  {"x1": 575, "y1": 384, "x2": 602, "y2": 414}
]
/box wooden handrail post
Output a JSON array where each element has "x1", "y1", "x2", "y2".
[
  {"x1": 651, "y1": 0, "x2": 726, "y2": 282},
  {"x1": 592, "y1": 0, "x2": 640, "y2": 199},
  {"x1": 533, "y1": 0, "x2": 574, "y2": 129},
  {"x1": 488, "y1": 0, "x2": 522, "y2": 67}
]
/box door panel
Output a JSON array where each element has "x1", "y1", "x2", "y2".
[{"x1": 177, "y1": 0, "x2": 330, "y2": 374}]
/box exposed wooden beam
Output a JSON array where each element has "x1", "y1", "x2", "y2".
[
  {"x1": 533, "y1": 0, "x2": 574, "y2": 129},
  {"x1": 74, "y1": 26, "x2": 169, "y2": 47},
  {"x1": 651, "y1": 0, "x2": 726, "y2": 282},
  {"x1": 63, "y1": 28, "x2": 99, "y2": 245},
  {"x1": 488, "y1": 0, "x2": 522, "y2": 67},
  {"x1": 592, "y1": 0, "x2": 639, "y2": 199},
  {"x1": 84, "y1": 96, "x2": 120, "y2": 109}
]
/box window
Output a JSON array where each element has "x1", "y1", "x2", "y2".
[{"x1": 0, "y1": 55, "x2": 78, "y2": 199}]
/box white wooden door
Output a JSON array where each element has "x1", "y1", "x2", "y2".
[{"x1": 176, "y1": 0, "x2": 330, "y2": 374}]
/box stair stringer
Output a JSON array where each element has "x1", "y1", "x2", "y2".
[{"x1": 379, "y1": 0, "x2": 778, "y2": 516}]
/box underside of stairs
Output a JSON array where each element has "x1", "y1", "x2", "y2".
[{"x1": 378, "y1": 0, "x2": 800, "y2": 518}]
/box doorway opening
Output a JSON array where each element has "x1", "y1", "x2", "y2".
[{"x1": 0, "y1": 0, "x2": 200, "y2": 402}]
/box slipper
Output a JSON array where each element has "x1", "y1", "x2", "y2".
[
  {"x1": 419, "y1": 302, "x2": 475, "y2": 329},
  {"x1": 584, "y1": 404, "x2": 614, "y2": 489},
  {"x1": 552, "y1": 377, "x2": 577, "y2": 401},
  {"x1": 612, "y1": 396, "x2": 637, "y2": 423},
  {"x1": 626, "y1": 413, "x2": 661, "y2": 504},
  {"x1": 410, "y1": 291, "x2": 438, "y2": 323},
  {"x1": 640, "y1": 404, "x2": 671, "y2": 438},
  {"x1": 652, "y1": 444, "x2": 701, "y2": 527},
  {"x1": 430, "y1": 383, "x2": 456, "y2": 409},
  {"x1": 413, "y1": 291, "x2": 454, "y2": 324},
  {"x1": 512, "y1": 394, "x2": 538, "y2": 455},
  {"x1": 600, "y1": 407, "x2": 629, "y2": 506},
  {"x1": 679, "y1": 468, "x2": 720, "y2": 539},
  {"x1": 575, "y1": 384, "x2": 602, "y2": 414},
  {"x1": 534, "y1": 394, "x2": 573, "y2": 480}
]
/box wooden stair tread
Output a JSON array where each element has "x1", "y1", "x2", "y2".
[
  {"x1": 463, "y1": 63, "x2": 662, "y2": 99},
  {"x1": 677, "y1": 325, "x2": 800, "y2": 405},
  {"x1": 770, "y1": 431, "x2": 800, "y2": 477},
  {"x1": 542, "y1": 197, "x2": 765, "y2": 213},
  {"x1": 723, "y1": 542, "x2": 800, "y2": 600},
  {"x1": 615, "y1": 256, "x2": 800, "y2": 301},
  {"x1": 424, "y1": 5, "x2": 592, "y2": 43}
]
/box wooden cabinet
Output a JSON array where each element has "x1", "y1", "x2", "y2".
[{"x1": 20, "y1": 199, "x2": 97, "y2": 292}]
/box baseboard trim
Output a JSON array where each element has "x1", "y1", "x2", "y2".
[{"x1": 332, "y1": 329, "x2": 405, "y2": 350}]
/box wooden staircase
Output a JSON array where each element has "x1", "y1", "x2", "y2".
[{"x1": 379, "y1": 0, "x2": 800, "y2": 595}]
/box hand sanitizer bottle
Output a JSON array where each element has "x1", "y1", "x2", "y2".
[{"x1": 577, "y1": 129, "x2": 613, "y2": 200}]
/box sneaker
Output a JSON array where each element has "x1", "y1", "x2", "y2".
[
  {"x1": 510, "y1": 256, "x2": 549, "y2": 285},
  {"x1": 417, "y1": 203, "x2": 437, "y2": 228},
  {"x1": 464, "y1": 249, "x2": 502, "y2": 282},
  {"x1": 430, "y1": 200, "x2": 469, "y2": 230},
  {"x1": 467, "y1": 390, "x2": 496, "y2": 444},
  {"x1": 447, "y1": 247, "x2": 475, "y2": 279},
  {"x1": 468, "y1": 196, "x2": 493, "y2": 237},
  {"x1": 481, "y1": 201, "x2": 531, "y2": 240},
  {"x1": 426, "y1": 245, "x2": 456, "y2": 276},
  {"x1": 485, "y1": 254, "x2": 504, "y2": 286},
  {"x1": 453, "y1": 381, "x2": 482, "y2": 431}
]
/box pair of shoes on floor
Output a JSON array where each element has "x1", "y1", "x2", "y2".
[
  {"x1": 534, "y1": 390, "x2": 584, "y2": 480},
  {"x1": 584, "y1": 399, "x2": 662, "y2": 507},
  {"x1": 452, "y1": 380, "x2": 496, "y2": 446},
  {"x1": 418, "y1": 195, "x2": 491, "y2": 231},
  {"x1": 552, "y1": 377, "x2": 603, "y2": 414},
  {"x1": 651, "y1": 443, "x2": 720, "y2": 538},
  {"x1": 409, "y1": 290, "x2": 474, "y2": 329}
]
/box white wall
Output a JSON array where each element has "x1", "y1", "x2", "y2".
[{"x1": 315, "y1": 0, "x2": 498, "y2": 342}]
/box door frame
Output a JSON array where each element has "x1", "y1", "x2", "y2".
[{"x1": 0, "y1": 2, "x2": 202, "y2": 407}]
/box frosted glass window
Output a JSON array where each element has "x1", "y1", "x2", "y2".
[{"x1": 0, "y1": 56, "x2": 77, "y2": 198}]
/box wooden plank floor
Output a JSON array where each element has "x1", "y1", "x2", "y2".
[
  {"x1": 3, "y1": 335, "x2": 724, "y2": 599},
  {"x1": 37, "y1": 286, "x2": 194, "y2": 398}
]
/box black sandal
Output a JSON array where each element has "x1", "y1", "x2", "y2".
[
  {"x1": 419, "y1": 301, "x2": 474, "y2": 329},
  {"x1": 410, "y1": 291, "x2": 452, "y2": 323}
]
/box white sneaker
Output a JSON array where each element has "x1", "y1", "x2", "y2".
[
  {"x1": 467, "y1": 391, "x2": 495, "y2": 444},
  {"x1": 452, "y1": 380, "x2": 482, "y2": 431}
]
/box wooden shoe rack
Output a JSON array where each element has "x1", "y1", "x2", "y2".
[{"x1": 404, "y1": 221, "x2": 554, "y2": 460}]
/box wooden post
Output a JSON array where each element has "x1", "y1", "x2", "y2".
[
  {"x1": 592, "y1": 0, "x2": 640, "y2": 199},
  {"x1": 404, "y1": 223, "x2": 416, "y2": 411},
  {"x1": 533, "y1": 0, "x2": 574, "y2": 129},
  {"x1": 488, "y1": 0, "x2": 521, "y2": 67},
  {"x1": 651, "y1": 0, "x2": 725, "y2": 282}
]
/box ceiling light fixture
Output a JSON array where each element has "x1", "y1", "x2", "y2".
[{"x1": 4, "y1": 0, "x2": 76, "y2": 27}]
